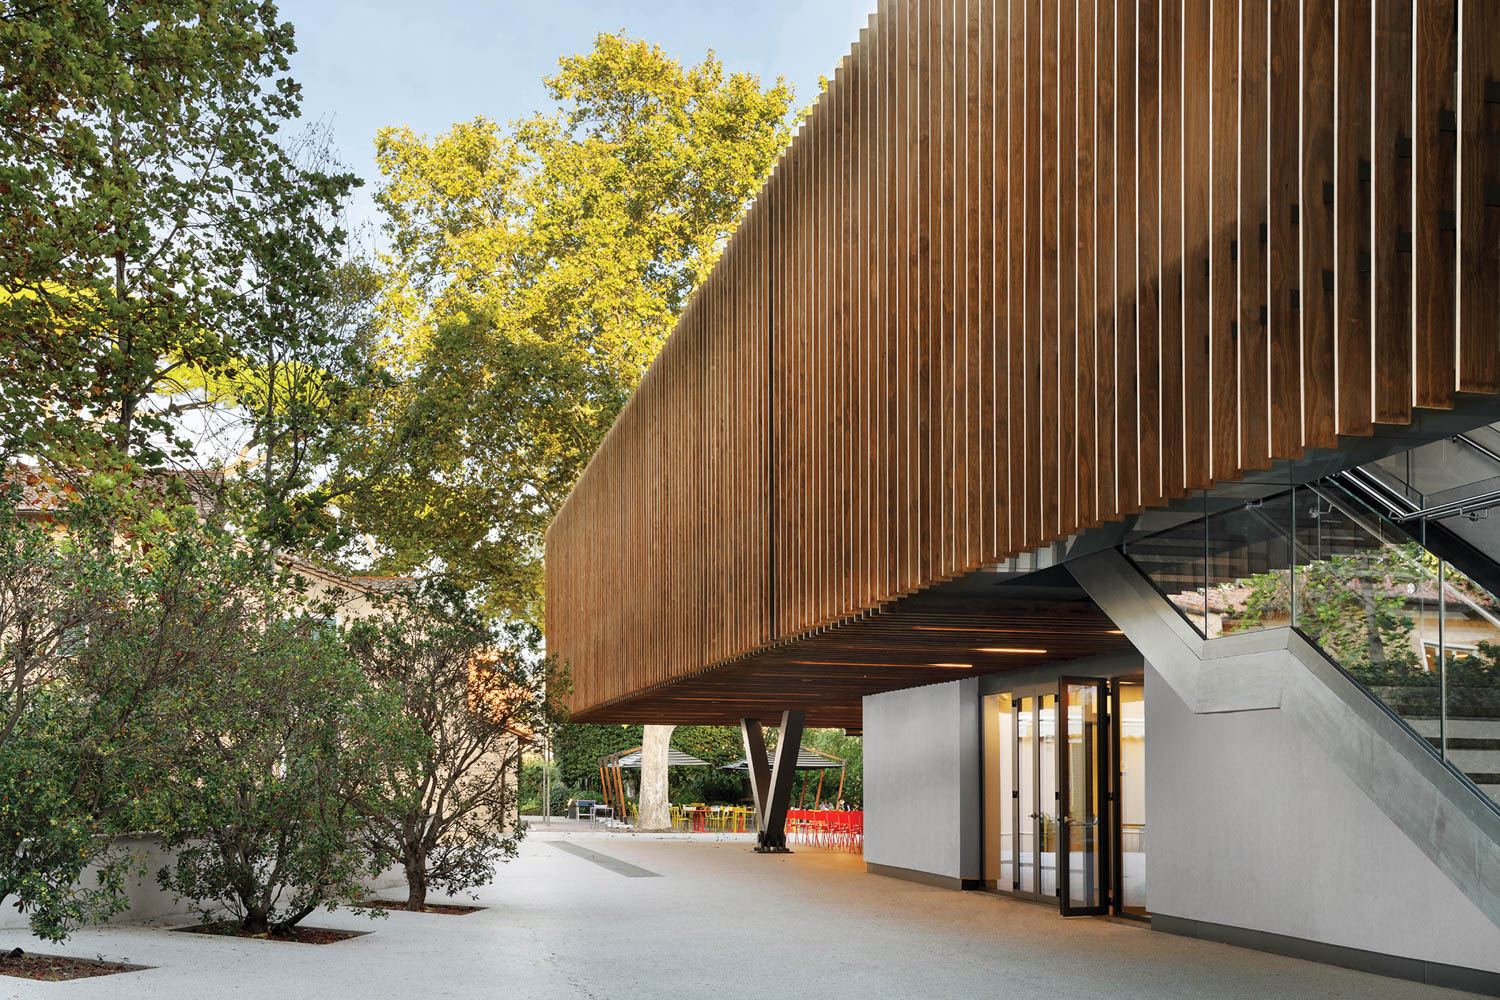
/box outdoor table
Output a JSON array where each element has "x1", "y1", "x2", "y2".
[{"x1": 687, "y1": 806, "x2": 709, "y2": 832}]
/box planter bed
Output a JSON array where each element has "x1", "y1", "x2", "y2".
[
  {"x1": 174, "y1": 922, "x2": 370, "y2": 944},
  {"x1": 0, "y1": 953, "x2": 148, "y2": 981},
  {"x1": 365, "y1": 900, "x2": 485, "y2": 915}
]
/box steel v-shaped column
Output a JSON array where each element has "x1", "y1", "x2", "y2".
[{"x1": 740, "y1": 710, "x2": 806, "y2": 853}]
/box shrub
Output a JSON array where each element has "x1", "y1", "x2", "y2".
[{"x1": 156, "y1": 586, "x2": 406, "y2": 935}]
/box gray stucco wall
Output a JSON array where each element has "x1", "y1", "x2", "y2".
[
  {"x1": 863, "y1": 678, "x2": 979, "y2": 881},
  {"x1": 1146, "y1": 661, "x2": 1500, "y2": 974}
]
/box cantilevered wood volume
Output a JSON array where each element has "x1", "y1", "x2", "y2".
[{"x1": 545, "y1": 0, "x2": 1500, "y2": 727}]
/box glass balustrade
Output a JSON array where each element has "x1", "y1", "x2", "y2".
[{"x1": 1122, "y1": 480, "x2": 1500, "y2": 811}]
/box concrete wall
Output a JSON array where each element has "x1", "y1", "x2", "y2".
[
  {"x1": 0, "y1": 836, "x2": 193, "y2": 933},
  {"x1": 0, "y1": 838, "x2": 409, "y2": 937},
  {"x1": 863, "y1": 677, "x2": 979, "y2": 883},
  {"x1": 1071, "y1": 548, "x2": 1500, "y2": 980},
  {"x1": 1146, "y1": 663, "x2": 1500, "y2": 975}
]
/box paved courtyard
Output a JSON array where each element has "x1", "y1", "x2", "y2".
[{"x1": 0, "y1": 828, "x2": 1487, "y2": 999}]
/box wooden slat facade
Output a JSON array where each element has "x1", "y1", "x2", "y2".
[{"x1": 545, "y1": 0, "x2": 1500, "y2": 726}]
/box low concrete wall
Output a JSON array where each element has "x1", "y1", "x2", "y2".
[
  {"x1": 863, "y1": 677, "x2": 980, "y2": 883},
  {"x1": 0, "y1": 835, "x2": 192, "y2": 933},
  {"x1": 0, "y1": 838, "x2": 409, "y2": 936}
]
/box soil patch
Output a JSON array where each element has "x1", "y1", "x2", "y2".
[
  {"x1": 175, "y1": 921, "x2": 370, "y2": 944},
  {"x1": 365, "y1": 900, "x2": 485, "y2": 915},
  {"x1": 0, "y1": 953, "x2": 148, "y2": 981}
]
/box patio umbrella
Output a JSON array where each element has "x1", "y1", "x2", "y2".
[
  {"x1": 612, "y1": 748, "x2": 712, "y2": 768},
  {"x1": 721, "y1": 747, "x2": 847, "y2": 809},
  {"x1": 596, "y1": 746, "x2": 712, "y2": 821},
  {"x1": 719, "y1": 748, "x2": 844, "y2": 770}
]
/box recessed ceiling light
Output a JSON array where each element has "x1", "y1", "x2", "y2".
[
  {"x1": 976, "y1": 647, "x2": 1047, "y2": 654},
  {"x1": 930, "y1": 662, "x2": 974, "y2": 669}
]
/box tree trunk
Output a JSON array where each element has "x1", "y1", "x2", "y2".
[
  {"x1": 404, "y1": 853, "x2": 428, "y2": 911},
  {"x1": 1359, "y1": 574, "x2": 1389, "y2": 666},
  {"x1": 243, "y1": 906, "x2": 271, "y2": 935},
  {"x1": 637, "y1": 724, "x2": 676, "y2": 831}
]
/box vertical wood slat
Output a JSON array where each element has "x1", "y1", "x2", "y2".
[
  {"x1": 1301, "y1": 0, "x2": 1337, "y2": 449},
  {"x1": 547, "y1": 2, "x2": 1500, "y2": 723},
  {"x1": 1414, "y1": 0, "x2": 1458, "y2": 410},
  {"x1": 1335, "y1": 0, "x2": 1372, "y2": 435},
  {"x1": 1010, "y1": 0, "x2": 1031, "y2": 552},
  {"x1": 1025, "y1": 0, "x2": 1042, "y2": 548},
  {"x1": 1160, "y1": 0, "x2": 1185, "y2": 497},
  {"x1": 1459, "y1": 0, "x2": 1500, "y2": 394},
  {"x1": 1239, "y1": 0, "x2": 1271, "y2": 468},
  {"x1": 1041, "y1": 0, "x2": 1060, "y2": 540},
  {"x1": 941, "y1": 0, "x2": 959, "y2": 573},
  {"x1": 1116, "y1": 0, "x2": 1140, "y2": 513},
  {"x1": 1058, "y1": 0, "x2": 1078, "y2": 536},
  {"x1": 1182, "y1": 0, "x2": 1211, "y2": 489},
  {"x1": 918, "y1": 0, "x2": 936, "y2": 587},
  {"x1": 1209, "y1": 0, "x2": 1238, "y2": 479},
  {"x1": 1373, "y1": 0, "x2": 1413, "y2": 425},
  {"x1": 1096, "y1": 0, "x2": 1119, "y2": 519},
  {"x1": 966, "y1": 0, "x2": 985, "y2": 568},
  {"x1": 1267, "y1": 0, "x2": 1302, "y2": 459},
  {"x1": 985, "y1": 0, "x2": 1007, "y2": 562},
  {"x1": 1076, "y1": 0, "x2": 1097, "y2": 530},
  {"x1": 1136, "y1": 0, "x2": 1161, "y2": 507}
]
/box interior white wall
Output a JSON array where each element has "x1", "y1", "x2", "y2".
[{"x1": 863, "y1": 677, "x2": 979, "y2": 881}]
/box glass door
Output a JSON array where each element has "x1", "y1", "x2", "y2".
[
  {"x1": 1004, "y1": 692, "x2": 1058, "y2": 902},
  {"x1": 1113, "y1": 677, "x2": 1148, "y2": 917},
  {"x1": 1059, "y1": 678, "x2": 1109, "y2": 915},
  {"x1": 1016, "y1": 696, "x2": 1037, "y2": 895},
  {"x1": 981, "y1": 693, "x2": 1015, "y2": 890},
  {"x1": 1037, "y1": 693, "x2": 1058, "y2": 900}
]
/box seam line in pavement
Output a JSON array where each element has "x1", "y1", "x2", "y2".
[{"x1": 548, "y1": 841, "x2": 662, "y2": 878}]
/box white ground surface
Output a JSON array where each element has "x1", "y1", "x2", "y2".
[{"x1": 0, "y1": 827, "x2": 1488, "y2": 999}]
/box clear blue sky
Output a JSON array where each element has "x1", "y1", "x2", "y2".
[{"x1": 276, "y1": 0, "x2": 876, "y2": 234}]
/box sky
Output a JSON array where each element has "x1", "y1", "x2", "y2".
[{"x1": 275, "y1": 0, "x2": 878, "y2": 235}]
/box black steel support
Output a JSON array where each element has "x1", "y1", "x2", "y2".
[{"x1": 740, "y1": 710, "x2": 805, "y2": 853}]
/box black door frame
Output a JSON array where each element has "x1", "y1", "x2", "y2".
[
  {"x1": 1058, "y1": 676, "x2": 1111, "y2": 915},
  {"x1": 1110, "y1": 674, "x2": 1150, "y2": 921}
]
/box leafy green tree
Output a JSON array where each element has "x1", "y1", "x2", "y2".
[
  {"x1": 800, "y1": 728, "x2": 863, "y2": 808},
  {"x1": 552, "y1": 723, "x2": 642, "y2": 789},
  {"x1": 346, "y1": 589, "x2": 560, "y2": 911},
  {"x1": 1237, "y1": 543, "x2": 1425, "y2": 671},
  {"x1": 156, "y1": 604, "x2": 404, "y2": 936},
  {"x1": 0, "y1": 0, "x2": 359, "y2": 486},
  {"x1": 0, "y1": 475, "x2": 248, "y2": 941},
  {"x1": 345, "y1": 33, "x2": 795, "y2": 622}
]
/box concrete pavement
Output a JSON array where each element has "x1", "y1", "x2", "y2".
[{"x1": 0, "y1": 828, "x2": 1486, "y2": 999}]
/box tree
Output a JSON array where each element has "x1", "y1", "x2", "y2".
[
  {"x1": 343, "y1": 33, "x2": 795, "y2": 622},
  {"x1": 1237, "y1": 543, "x2": 1425, "y2": 671},
  {"x1": 155, "y1": 576, "x2": 404, "y2": 936},
  {"x1": 0, "y1": 473, "x2": 251, "y2": 941},
  {"x1": 346, "y1": 588, "x2": 559, "y2": 911},
  {"x1": 552, "y1": 723, "x2": 642, "y2": 789},
  {"x1": 0, "y1": 0, "x2": 359, "y2": 480}
]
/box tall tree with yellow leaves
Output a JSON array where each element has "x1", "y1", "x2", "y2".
[{"x1": 346, "y1": 33, "x2": 795, "y2": 624}]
